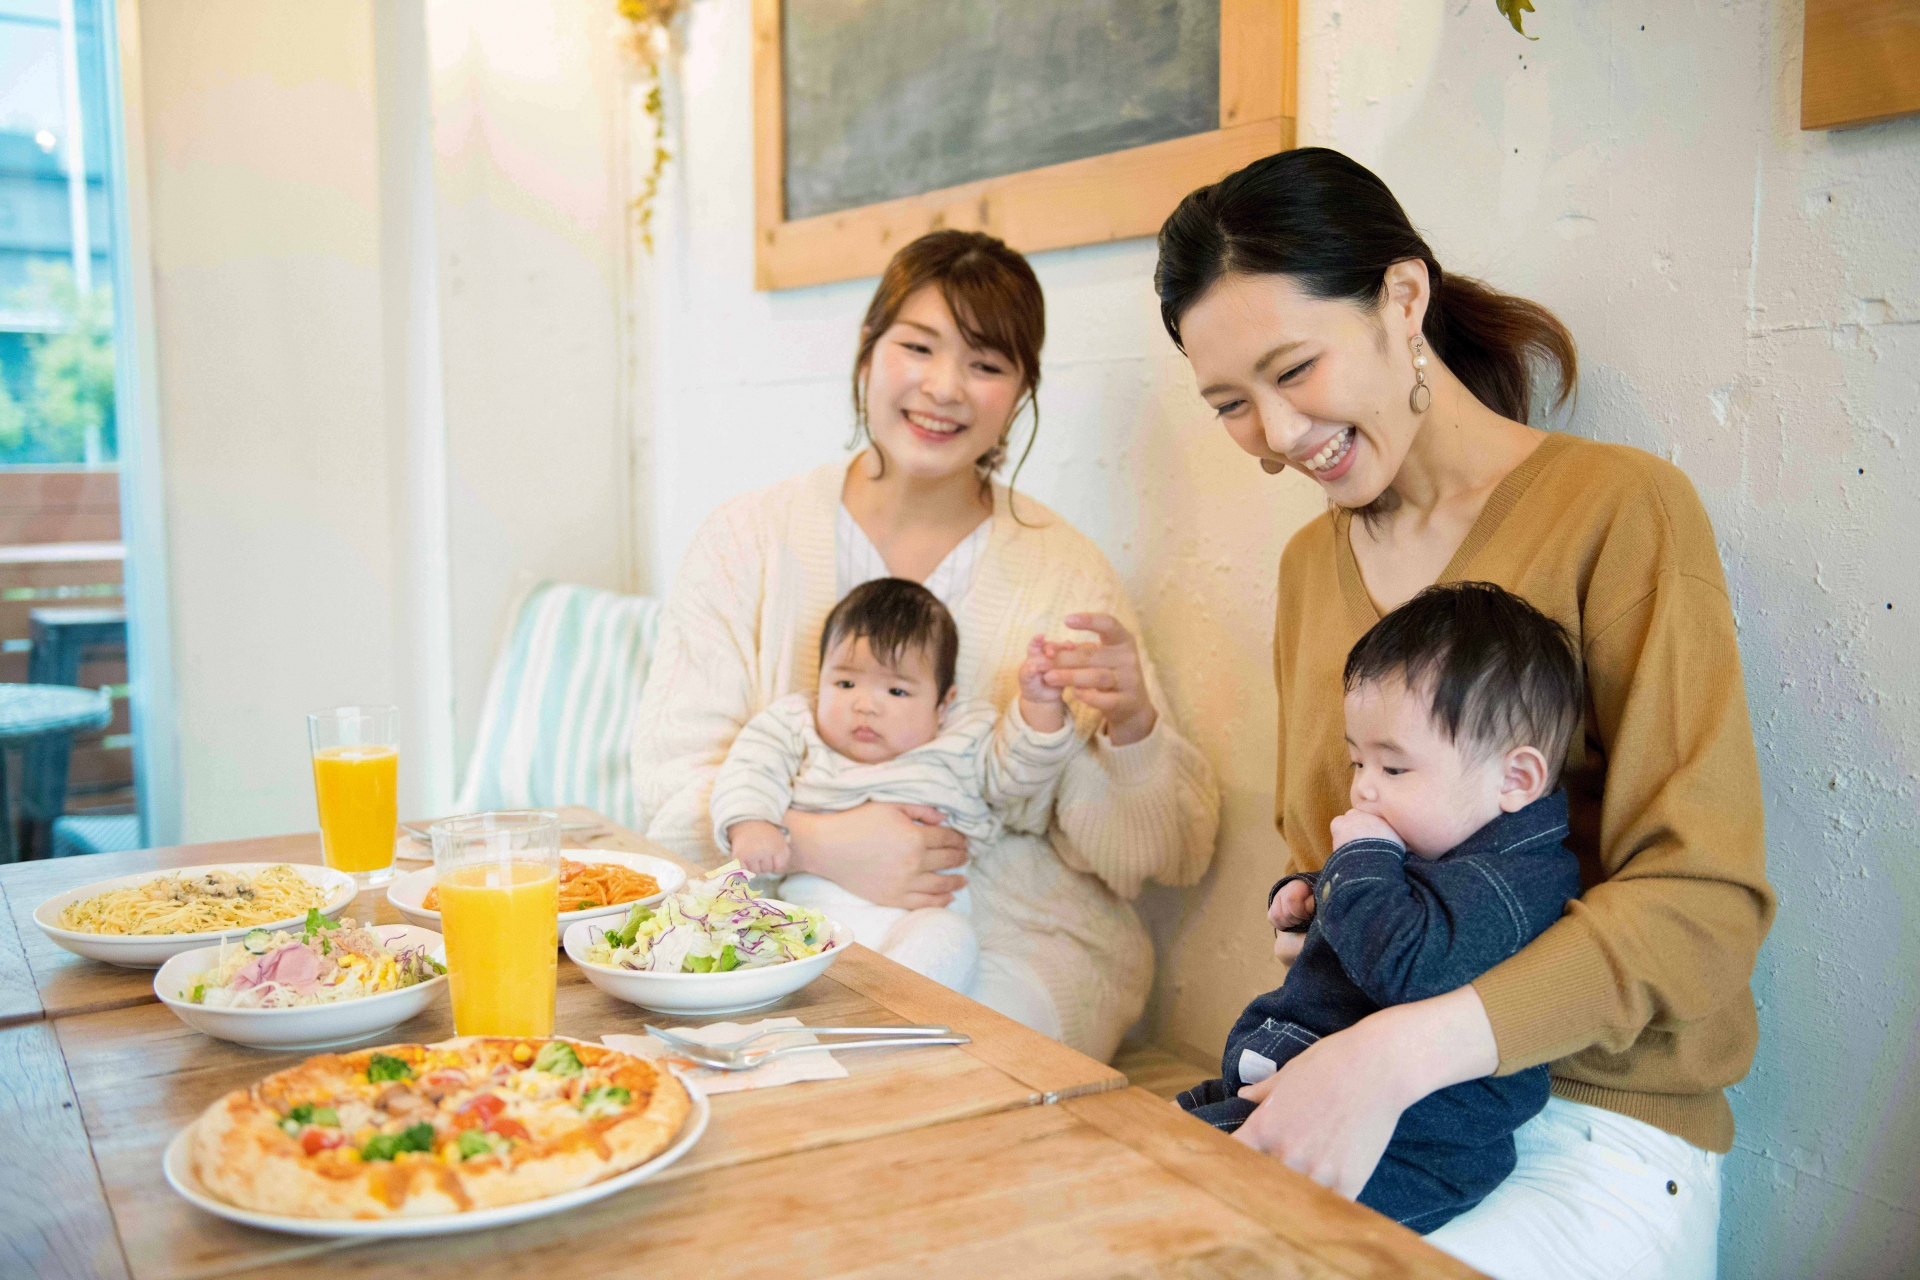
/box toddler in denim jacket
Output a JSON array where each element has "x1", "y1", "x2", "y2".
[{"x1": 1178, "y1": 582, "x2": 1585, "y2": 1233}]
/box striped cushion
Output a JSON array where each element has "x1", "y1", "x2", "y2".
[{"x1": 454, "y1": 583, "x2": 662, "y2": 827}]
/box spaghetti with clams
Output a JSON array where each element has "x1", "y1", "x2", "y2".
[{"x1": 57, "y1": 865, "x2": 330, "y2": 936}]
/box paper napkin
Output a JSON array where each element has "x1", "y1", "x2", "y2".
[{"x1": 602, "y1": 1016, "x2": 849, "y2": 1095}]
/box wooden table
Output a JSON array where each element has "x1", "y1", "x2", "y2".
[{"x1": 0, "y1": 808, "x2": 1477, "y2": 1280}]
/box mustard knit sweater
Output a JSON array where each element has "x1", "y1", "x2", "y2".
[
  {"x1": 631, "y1": 459, "x2": 1221, "y2": 1062},
  {"x1": 1273, "y1": 433, "x2": 1774, "y2": 1153}
]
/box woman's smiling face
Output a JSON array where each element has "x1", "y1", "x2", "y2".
[
  {"x1": 1178, "y1": 269, "x2": 1426, "y2": 508},
  {"x1": 860, "y1": 285, "x2": 1026, "y2": 483}
]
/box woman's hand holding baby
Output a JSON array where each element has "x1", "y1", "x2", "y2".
[
  {"x1": 1232, "y1": 989, "x2": 1502, "y2": 1197},
  {"x1": 728, "y1": 820, "x2": 792, "y2": 875},
  {"x1": 1037, "y1": 613, "x2": 1158, "y2": 746},
  {"x1": 784, "y1": 803, "x2": 969, "y2": 909},
  {"x1": 1231, "y1": 1016, "x2": 1410, "y2": 1197}
]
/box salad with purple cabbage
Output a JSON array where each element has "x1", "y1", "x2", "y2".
[
  {"x1": 583, "y1": 862, "x2": 833, "y2": 973},
  {"x1": 181, "y1": 911, "x2": 444, "y2": 1009}
]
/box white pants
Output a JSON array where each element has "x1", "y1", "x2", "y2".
[
  {"x1": 1427, "y1": 1097, "x2": 1724, "y2": 1280},
  {"x1": 779, "y1": 872, "x2": 978, "y2": 994}
]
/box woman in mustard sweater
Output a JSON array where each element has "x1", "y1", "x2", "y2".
[{"x1": 1153, "y1": 148, "x2": 1774, "y2": 1279}]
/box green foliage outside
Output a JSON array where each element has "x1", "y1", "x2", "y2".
[{"x1": 0, "y1": 262, "x2": 117, "y2": 466}]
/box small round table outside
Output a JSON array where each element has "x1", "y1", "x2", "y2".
[{"x1": 0, "y1": 684, "x2": 113, "y2": 863}]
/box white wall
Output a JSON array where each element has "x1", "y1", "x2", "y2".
[
  {"x1": 635, "y1": 1, "x2": 1918, "y2": 1275},
  {"x1": 426, "y1": 0, "x2": 635, "y2": 769},
  {"x1": 134, "y1": 0, "x2": 632, "y2": 839},
  {"x1": 139, "y1": 0, "x2": 401, "y2": 841}
]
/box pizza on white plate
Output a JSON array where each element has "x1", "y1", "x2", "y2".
[{"x1": 189, "y1": 1037, "x2": 691, "y2": 1218}]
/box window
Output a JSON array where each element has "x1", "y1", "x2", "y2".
[
  {"x1": 0, "y1": 0, "x2": 139, "y2": 858},
  {"x1": 0, "y1": 0, "x2": 115, "y2": 464}
]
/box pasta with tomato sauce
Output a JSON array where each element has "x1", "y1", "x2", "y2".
[{"x1": 421, "y1": 859, "x2": 659, "y2": 913}]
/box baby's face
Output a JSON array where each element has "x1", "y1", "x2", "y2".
[
  {"x1": 816, "y1": 635, "x2": 948, "y2": 764},
  {"x1": 1342, "y1": 676, "x2": 1511, "y2": 858}
]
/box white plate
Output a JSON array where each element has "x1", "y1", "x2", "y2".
[
  {"x1": 33, "y1": 864, "x2": 358, "y2": 969},
  {"x1": 163, "y1": 1072, "x2": 709, "y2": 1238},
  {"x1": 153, "y1": 925, "x2": 448, "y2": 1050},
  {"x1": 386, "y1": 851, "x2": 685, "y2": 934},
  {"x1": 562, "y1": 915, "x2": 854, "y2": 1015}
]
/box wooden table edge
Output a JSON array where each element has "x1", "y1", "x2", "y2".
[
  {"x1": 166, "y1": 1237, "x2": 354, "y2": 1280},
  {"x1": 2, "y1": 1019, "x2": 133, "y2": 1279},
  {"x1": 0, "y1": 877, "x2": 47, "y2": 1027},
  {"x1": 825, "y1": 944, "x2": 1126, "y2": 1102},
  {"x1": 1064, "y1": 1088, "x2": 1486, "y2": 1280},
  {"x1": 652, "y1": 1088, "x2": 1033, "y2": 1185}
]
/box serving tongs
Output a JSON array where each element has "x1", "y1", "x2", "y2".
[{"x1": 643, "y1": 1023, "x2": 969, "y2": 1071}]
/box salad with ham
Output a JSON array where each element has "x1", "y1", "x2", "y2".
[
  {"x1": 182, "y1": 910, "x2": 444, "y2": 1009},
  {"x1": 583, "y1": 862, "x2": 833, "y2": 973}
]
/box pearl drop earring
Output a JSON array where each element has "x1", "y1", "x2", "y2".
[{"x1": 1409, "y1": 335, "x2": 1432, "y2": 414}]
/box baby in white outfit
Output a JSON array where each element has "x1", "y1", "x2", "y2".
[{"x1": 710, "y1": 577, "x2": 1077, "y2": 992}]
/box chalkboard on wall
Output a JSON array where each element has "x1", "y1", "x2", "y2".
[
  {"x1": 752, "y1": 0, "x2": 1297, "y2": 291},
  {"x1": 783, "y1": 0, "x2": 1222, "y2": 222}
]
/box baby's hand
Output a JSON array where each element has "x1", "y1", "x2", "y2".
[
  {"x1": 728, "y1": 821, "x2": 792, "y2": 875},
  {"x1": 1017, "y1": 635, "x2": 1068, "y2": 733},
  {"x1": 1329, "y1": 809, "x2": 1406, "y2": 850},
  {"x1": 1018, "y1": 636, "x2": 1065, "y2": 705},
  {"x1": 1268, "y1": 878, "x2": 1316, "y2": 933},
  {"x1": 1269, "y1": 879, "x2": 1314, "y2": 963}
]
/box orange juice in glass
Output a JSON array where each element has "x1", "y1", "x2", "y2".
[
  {"x1": 431, "y1": 811, "x2": 560, "y2": 1037},
  {"x1": 307, "y1": 706, "x2": 399, "y2": 887}
]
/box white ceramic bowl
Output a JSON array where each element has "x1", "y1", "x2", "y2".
[
  {"x1": 562, "y1": 915, "x2": 854, "y2": 1015},
  {"x1": 154, "y1": 924, "x2": 447, "y2": 1050},
  {"x1": 33, "y1": 863, "x2": 358, "y2": 969},
  {"x1": 385, "y1": 851, "x2": 685, "y2": 934}
]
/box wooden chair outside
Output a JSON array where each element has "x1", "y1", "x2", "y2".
[{"x1": 0, "y1": 469, "x2": 135, "y2": 856}]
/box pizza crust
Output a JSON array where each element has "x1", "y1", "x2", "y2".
[{"x1": 190, "y1": 1038, "x2": 692, "y2": 1218}]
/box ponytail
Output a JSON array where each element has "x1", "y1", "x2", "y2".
[
  {"x1": 1424, "y1": 271, "x2": 1576, "y2": 424},
  {"x1": 1155, "y1": 147, "x2": 1576, "y2": 424}
]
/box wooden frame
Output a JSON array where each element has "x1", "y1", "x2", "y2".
[
  {"x1": 1801, "y1": 0, "x2": 1920, "y2": 130},
  {"x1": 106, "y1": 0, "x2": 182, "y2": 846},
  {"x1": 752, "y1": 0, "x2": 1296, "y2": 291}
]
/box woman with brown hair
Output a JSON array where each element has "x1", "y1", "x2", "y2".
[
  {"x1": 1154, "y1": 147, "x2": 1774, "y2": 1278},
  {"x1": 632, "y1": 230, "x2": 1219, "y2": 1062}
]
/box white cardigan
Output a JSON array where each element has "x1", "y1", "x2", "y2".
[{"x1": 631, "y1": 459, "x2": 1221, "y2": 1060}]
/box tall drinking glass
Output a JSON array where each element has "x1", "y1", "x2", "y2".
[
  {"x1": 432, "y1": 811, "x2": 560, "y2": 1037},
  {"x1": 307, "y1": 706, "x2": 400, "y2": 888}
]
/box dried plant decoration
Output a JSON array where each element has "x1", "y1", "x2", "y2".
[
  {"x1": 620, "y1": 0, "x2": 691, "y2": 250},
  {"x1": 1496, "y1": 0, "x2": 1539, "y2": 39}
]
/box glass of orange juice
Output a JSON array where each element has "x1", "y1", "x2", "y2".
[
  {"x1": 430, "y1": 811, "x2": 560, "y2": 1037},
  {"x1": 307, "y1": 706, "x2": 400, "y2": 888}
]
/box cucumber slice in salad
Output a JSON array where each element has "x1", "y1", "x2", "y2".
[{"x1": 242, "y1": 928, "x2": 273, "y2": 954}]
